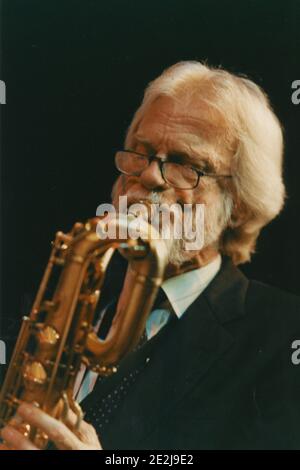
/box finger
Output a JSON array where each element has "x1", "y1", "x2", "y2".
[
  {"x1": 8, "y1": 413, "x2": 23, "y2": 427},
  {"x1": 63, "y1": 409, "x2": 89, "y2": 433},
  {"x1": 61, "y1": 409, "x2": 102, "y2": 448},
  {"x1": 63, "y1": 408, "x2": 79, "y2": 429},
  {"x1": 1, "y1": 426, "x2": 39, "y2": 450},
  {"x1": 0, "y1": 444, "x2": 13, "y2": 450},
  {"x1": 17, "y1": 403, "x2": 83, "y2": 450},
  {"x1": 0, "y1": 441, "x2": 14, "y2": 450}
]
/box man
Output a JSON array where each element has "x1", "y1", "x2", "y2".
[{"x1": 1, "y1": 61, "x2": 300, "y2": 450}]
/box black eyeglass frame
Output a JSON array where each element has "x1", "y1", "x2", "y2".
[{"x1": 115, "y1": 149, "x2": 232, "y2": 190}]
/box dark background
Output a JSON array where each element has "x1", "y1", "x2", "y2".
[{"x1": 0, "y1": 0, "x2": 300, "y2": 366}]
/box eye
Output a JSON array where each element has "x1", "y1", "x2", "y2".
[
  {"x1": 134, "y1": 145, "x2": 147, "y2": 155},
  {"x1": 167, "y1": 154, "x2": 186, "y2": 165},
  {"x1": 191, "y1": 161, "x2": 212, "y2": 173}
]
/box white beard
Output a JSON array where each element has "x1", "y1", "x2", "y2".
[
  {"x1": 146, "y1": 191, "x2": 232, "y2": 266},
  {"x1": 112, "y1": 183, "x2": 232, "y2": 267}
]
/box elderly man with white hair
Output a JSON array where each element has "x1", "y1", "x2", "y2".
[{"x1": 1, "y1": 61, "x2": 300, "y2": 450}]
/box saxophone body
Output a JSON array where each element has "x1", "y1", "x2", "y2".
[{"x1": 0, "y1": 214, "x2": 168, "y2": 448}]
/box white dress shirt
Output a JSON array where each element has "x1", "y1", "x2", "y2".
[{"x1": 75, "y1": 254, "x2": 221, "y2": 403}]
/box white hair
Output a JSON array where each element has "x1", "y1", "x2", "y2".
[{"x1": 124, "y1": 61, "x2": 285, "y2": 264}]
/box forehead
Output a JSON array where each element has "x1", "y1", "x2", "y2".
[
  {"x1": 132, "y1": 95, "x2": 233, "y2": 169},
  {"x1": 136, "y1": 95, "x2": 215, "y2": 140}
]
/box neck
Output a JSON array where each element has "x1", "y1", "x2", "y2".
[{"x1": 164, "y1": 246, "x2": 220, "y2": 279}]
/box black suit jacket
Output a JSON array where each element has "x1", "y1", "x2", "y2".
[{"x1": 82, "y1": 257, "x2": 300, "y2": 449}]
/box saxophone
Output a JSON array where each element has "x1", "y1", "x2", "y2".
[{"x1": 0, "y1": 214, "x2": 168, "y2": 448}]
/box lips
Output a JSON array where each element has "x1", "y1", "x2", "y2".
[
  {"x1": 125, "y1": 197, "x2": 155, "y2": 208},
  {"x1": 114, "y1": 189, "x2": 186, "y2": 213}
]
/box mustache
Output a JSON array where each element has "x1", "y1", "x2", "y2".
[
  {"x1": 112, "y1": 188, "x2": 185, "y2": 209},
  {"x1": 113, "y1": 187, "x2": 164, "y2": 205},
  {"x1": 111, "y1": 178, "x2": 185, "y2": 209},
  {"x1": 127, "y1": 192, "x2": 162, "y2": 205}
]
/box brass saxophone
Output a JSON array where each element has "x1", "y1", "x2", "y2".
[{"x1": 0, "y1": 213, "x2": 168, "y2": 448}]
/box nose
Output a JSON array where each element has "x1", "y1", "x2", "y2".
[{"x1": 139, "y1": 159, "x2": 168, "y2": 191}]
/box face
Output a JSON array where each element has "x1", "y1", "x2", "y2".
[{"x1": 112, "y1": 95, "x2": 233, "y2": 268}]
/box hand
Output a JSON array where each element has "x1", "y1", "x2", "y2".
[{"x1": 0, "y1": 403, "x2": 102, "y2": 450}]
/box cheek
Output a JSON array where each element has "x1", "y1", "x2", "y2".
[
  {"x1": 173, "y1": 188, "x2": 198, "y2": 205},
  {"x1": 174, "y1": 188, "x2": 210, "y2": 207},
  {"x1": 192, "y1": 181, "x2": 222, "y2": 207},
  {"x1": 111, "y1": 177, "x2": 124, "y2": 204},
  {"x1": 112, "y1": 176, "x2": 138, "y2": 198}
]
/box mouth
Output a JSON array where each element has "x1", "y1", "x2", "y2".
[
  {"x1": 123, "y1": 196, "x2": 157, "y2": 210},
  {"x1": 114, "y1": 189, "x2": 186, "y2": 213}
]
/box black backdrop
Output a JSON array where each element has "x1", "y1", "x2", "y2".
[{"x1": 0, "y1": 0, "x2": 300, "y2": 364}]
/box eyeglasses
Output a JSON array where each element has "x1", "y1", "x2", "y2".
[{"x1": 115, "y1": 150, "x2": 232, "y2": 190}]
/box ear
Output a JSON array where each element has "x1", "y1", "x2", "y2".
[{"x1": 228, "y1": 200, "x2": 250, "y2": 229}]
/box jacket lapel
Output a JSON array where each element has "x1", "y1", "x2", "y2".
[{"x1": 100, "y1": 258, "x2": 249, "y2": 448}]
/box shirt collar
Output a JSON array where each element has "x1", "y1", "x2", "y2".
[{"x1": 161, "y1": 254, "x2": 222, "y2": 318}]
